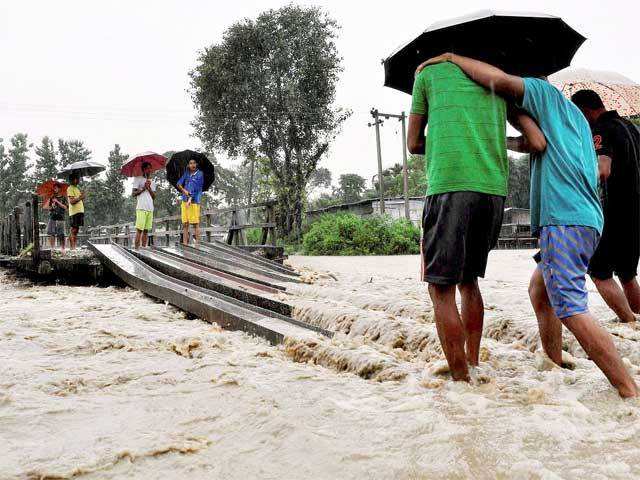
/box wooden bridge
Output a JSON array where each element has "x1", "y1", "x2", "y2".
[
  {"x1": 85, "y1": 201, "x2": 279, "y2": 252},
  {"x1": 0, "y1": 195, "x2": 282, "y2": 279}
]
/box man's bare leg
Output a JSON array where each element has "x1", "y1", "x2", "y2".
[
  {"x1": 182, "y1": 223, "x2": 189, "y2": 245},
  {"x1": 70, "y1": 227, "x2": 78, "y2": 250},
  {"x1": 49, "y1": 236, "x2": 55, "y2": 250},
  {"x1": 428, "y1": 283, "x2": 470, "y2": 381},
  {"x1": 592, "y1": 277, "x2": 636, "y2": 323},
  {"x1": 529, "y1": 268, "x2": 563, "y2": 365},
  {"x1": 141, "y1": 231, "x2": 148, "y2": 248},
  {"x1": 194, "y1": 224, "x2": 200, "y2": 246},
  {"x1": 134, "y1": 229, "x2": 143, "y2": 249},
  {"x1": 563, "y1": 312, "x2": 638, "y2": 398},
  {"x1": 60, "y1": 237, "x2": 65, "y2": 254},
  {"x1": 621, "y1": 277, "x2": 640, "y2": 314},
  {"x1": 458, "y1": 279, "x2": 483, "y2": 366}
]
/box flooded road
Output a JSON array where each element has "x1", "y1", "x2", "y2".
[{"x1": 2, "y1": 250, "x2": 640, "y2": 479}]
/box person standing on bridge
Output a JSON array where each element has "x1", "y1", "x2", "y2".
[
  {"x1": 177, "y1": 158, "x2": 204, "y2": 246},
  {"x1": 67, "y1": 174, "x2": 85, "y2": 250},
  {"x1": 132, "y1": 162, "x2": 156, "y2": 249},
  {"x1": 46, "y1": 182, "x2": 68, "y2": 253},
  {"x1": 407, "y1": 57, "x2": 547, "y2": 382}
]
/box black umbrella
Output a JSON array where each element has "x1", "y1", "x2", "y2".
[
  {"x1": 166, "y1": 150, "x2": 215, "y2": 192},
  {"x1": 384, "y1": 10, "x2": 586, "y2": 95},
  {"x1": 58, "y1": 160, "x2": 106, "y2": 178}
]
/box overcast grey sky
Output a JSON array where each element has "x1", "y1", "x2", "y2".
[{"x1": 1, "y1": 0, "x2": 639, "y2": 186}]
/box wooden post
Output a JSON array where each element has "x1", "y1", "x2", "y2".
[
  {"x1": 260, "y1": 205, "x2": 270, "y2": 245},
  {"x1": 263, "y1": 203, "x2": 277, "y2": 246},
  {"x1": 205, "y1": 213, "x2": 212, "y2": 243},
  {"x1": 31, "y1": 194, "x2": 39, "y2": 263},
  {"x1": 236, "y1": 209, "x2": 246, "y2": 246},
  {"x1": 227, "y1": 208, "x2": 237, "y2": 245},
  {"x1": 23, "y1": 205, "x2": 30, "y2": 250},
  {"x1": 165, "y1": 220, "x2": 170, "y2": 246},
  {"x1": 124, "y1": 225, "x2": 130, "y2": 247},
  {"x1": 13, "y1": 207, "x2": 22, "y2": 255},
  {"x1": 1, "y1": 218, "x2": 6, "y2": 254},
  {"x1": 400, "y1": 112, "x2": 410, "y2": 220}
]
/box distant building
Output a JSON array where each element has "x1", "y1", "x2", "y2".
[{"x1": 306, "y1": 196, "x2": 424, "y2": 226}]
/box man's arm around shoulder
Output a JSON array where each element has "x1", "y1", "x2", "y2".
[{"x1": 416, "y1": 53, "x2": 525, "y2": 102}]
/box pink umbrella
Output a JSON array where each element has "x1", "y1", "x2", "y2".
[
  {"x1": 120, "y1": 152, "x2": 167, "y2": 177},
  {"x1": 550, "y1": 68, "x2": 640, "y2": 117}
]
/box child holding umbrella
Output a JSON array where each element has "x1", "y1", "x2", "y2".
[
  {"x1": 120, "y1": 152, "x2": 167, "y2": 249},
  {"x1": 177, "y1": 158, "x2": 204, "y2": 245}
]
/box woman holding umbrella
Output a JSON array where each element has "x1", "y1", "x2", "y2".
[
  {"x1": 37, "y1": 179, "x2": 68, "y2": 253},
  {"x1": 176, "y1": 158, "x2": 204, "y2": 246}
]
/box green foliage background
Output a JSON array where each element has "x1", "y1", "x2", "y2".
[{"x1": 302, "y1": 213, "x2": 420, "y2": 256}]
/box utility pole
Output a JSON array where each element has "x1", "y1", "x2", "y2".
[
  {"x1": 369, "y1": 109, "x2": 385, "y2": 214},
  {"x1": 369, "y1": 108, "x2": 411, "y2": 220},
  {"x1": 400, "y1": 111, "x2": 410, "y2": 220}
]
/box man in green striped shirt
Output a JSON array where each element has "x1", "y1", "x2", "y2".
[{"x1": 408, "y1": 61, "x2": 546, "y2": 382}]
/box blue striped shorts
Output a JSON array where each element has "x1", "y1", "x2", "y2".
[{"x1": 538, "y1": 226, "x2": 600, "y2": 319}]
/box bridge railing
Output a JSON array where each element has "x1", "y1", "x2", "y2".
[
  {"x1": 86, "y1": 201, "x2": 277, "y2": 247},
  {"x1": 0, "y1": 194, "x2": 40, "y2": 259}
]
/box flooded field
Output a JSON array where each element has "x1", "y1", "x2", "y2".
[{"x1": 2, "y1": 250, "x2": 640, "y2": 479}]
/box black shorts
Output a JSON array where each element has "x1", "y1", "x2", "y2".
[
  {"x1": 70, "y1": 213, "x2": 84, "y2": 229},
  {"x1": 421, "y1": 192, "x2": 504, "y2": 285},
  {"x1": 588, "y1": 223, "x2": 639, "y2": 282}
]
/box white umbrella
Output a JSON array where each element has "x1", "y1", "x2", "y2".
[
  {"x1": 58, "y1": 160, "x2": 106, "y2": 178},
  {"x1": 550, "y1": 67, "x2": 640, "y2": 117}
]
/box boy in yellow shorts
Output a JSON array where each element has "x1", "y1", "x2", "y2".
[
  {"x1": 132, "y1": 162, "x2": 156, "y2": 248},
  {"x1": 177, "y1": 158, "x2": 204, "y2": 245}
]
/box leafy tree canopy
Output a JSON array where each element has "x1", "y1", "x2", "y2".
[{"x1": 190, "y1": 4, "x2": 350, "y2": 235}]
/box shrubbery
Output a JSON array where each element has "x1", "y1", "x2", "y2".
[{"x1": 302, "y1": 213, "x2": 420, "y2": 255}]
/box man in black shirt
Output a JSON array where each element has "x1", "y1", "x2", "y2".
[{"x1": 572, "y1": 89, "x2": 640, "y2": 323}]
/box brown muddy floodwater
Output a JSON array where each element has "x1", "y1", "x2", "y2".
[{"x1": 1, "y1": 250, "x2": 640, "y2": 479}]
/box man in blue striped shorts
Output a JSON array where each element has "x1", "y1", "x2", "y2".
[{"x1": 418, "y1": 53, "x2": 638, "y2": 398}]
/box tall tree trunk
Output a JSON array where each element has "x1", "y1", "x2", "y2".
[{"x1": 275, "y1": 179, "x2": 304, "y2": 239}]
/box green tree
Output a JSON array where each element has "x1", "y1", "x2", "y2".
[
  {"x1": 366, "y1": 155, "x2": 427, "y2": 200},
  {"x1": 309, "y1": 167, "x2": 332, "y2": 191},
  {"x1": 337, "y1": 173, "x2": 366, "y2": 203},
  {"x1": 506, "y1": 155, "x2": 530, "y2": 208},
  {"x1": 58, "y1": 139, "x2": 91, "y2": 167},
  {"x1": 106, "y1": 145, "x2": 128, "y2": 222},
  {"x1": 190, "y1": 5, "x2": 350, "y2": 235},
  {"x1": 33, "y1": 136, "x2": 59, "y2": 184},
  {"x1": 0, "y1": 134, "x2": 32, "y2": 215},
  {"x1": 0, "y1": 138, "x2": 7, "y2": 216}
]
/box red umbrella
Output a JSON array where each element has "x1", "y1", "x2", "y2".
[
  {"x1": 120, "y1": 152, "x2": 167, "y2": 177},
  {"x1": 36, "y1": 179, "x2": 68, "y2": 198}
]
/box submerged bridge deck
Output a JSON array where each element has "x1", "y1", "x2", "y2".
[
  {"x1": 89, "y1": 242, "x2": 330, "y2": 345},
  {"x1": 1, "y1": 195, "x2": 330, "y2": 345}
]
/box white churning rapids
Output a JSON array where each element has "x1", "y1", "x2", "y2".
[{"x1": 1, "y1": 249, "x2": 640, "y2": 479}]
